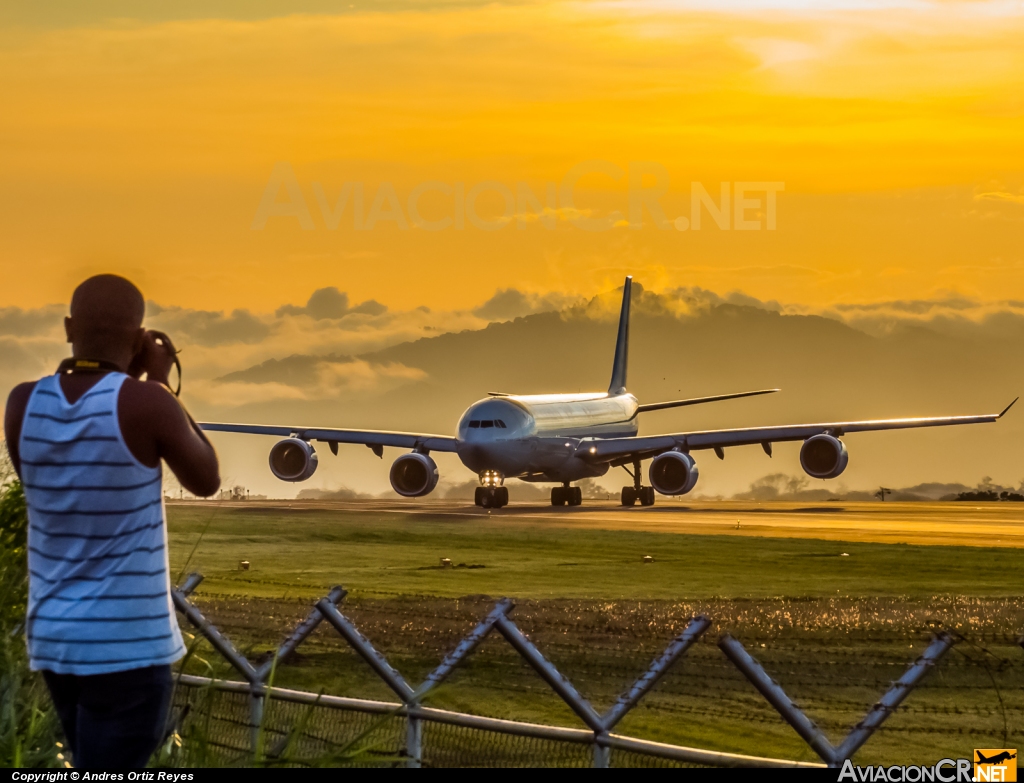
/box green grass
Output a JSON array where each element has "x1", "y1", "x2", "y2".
[
  {"x1": 166, "y1": 503, "x2": 1024, "y2": 767},
  {"x1": 167, "y1": 504, "x2": 1023, "y2": 600}
]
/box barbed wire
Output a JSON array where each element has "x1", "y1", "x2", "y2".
[{"x1": 170, "y1": 588, "x2": 1024, "y2": 768}]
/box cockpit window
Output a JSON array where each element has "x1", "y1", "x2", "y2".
[{"x1": 468, "y1": 419, "x2": 507, "y2": 429}]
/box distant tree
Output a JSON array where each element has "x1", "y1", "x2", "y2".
[
  {"x1": 955, "y1": 490, "x2": 1000, "y2": 501},
  {"x1": 874, "y1": 487, "x2": 892, "y2": 502},
  {"x1": 999, "y1": 491, "x2": 1024, "y2": 502}
]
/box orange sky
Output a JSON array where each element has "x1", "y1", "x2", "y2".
[{"x1": 1, "y1": 0, "x2": 1023, "y2": 312}]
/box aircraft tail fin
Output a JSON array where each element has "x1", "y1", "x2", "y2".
[{"x1": 608, "y1": 276, "x2": 632, "y2": 395}]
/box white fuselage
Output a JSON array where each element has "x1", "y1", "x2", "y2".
[{"x1": 455, "y1": 392, "x2": 639, "y2": 482}]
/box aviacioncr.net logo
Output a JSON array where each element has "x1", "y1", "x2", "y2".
[{"x1": 838, "y1": 758, "x2": 973, "y2": 782}]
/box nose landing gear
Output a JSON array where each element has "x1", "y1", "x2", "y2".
[
  {"x1": 621, "y1": 459, "x2": 655, "y2": 507},
  {"x1": 475, "y1": 486, "x2": 508, "y2": 508},
  {"x1": 551, "y1": 484, "x2": 582, "y2": 506}
]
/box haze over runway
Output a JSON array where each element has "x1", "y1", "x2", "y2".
[{"x1": 177, "y1": 499, "x2": 1024, "y2": 549}]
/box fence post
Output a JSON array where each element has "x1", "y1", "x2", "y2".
[
  {"x1": 254, "y1": 586, "x2": 346, "y2": 682},
  {"x1": 411, "y1": 599, "x2": 514, "y2": 702},
  {"x1": 493, "y1": 615, "x2": 605, "y2": 733},
  {"x1": 178, "y1": 572, "x2": 204, "y2": 597},
  {"x1": 316, "y1": 599, "x2": 416, "y2": 701},
  {"x1": 718, "y1": 635, "x2": 837, "y2": 765},
  {"x1": 406, "y1": 712, "x2": 423, "y2": 768},
  {"x1": 174, "y1": 577, "x2": 349, "y2": 754},
  {"x1": 250, "y1": 690, "x2": 264, "y2": 755},
  {"x1": 602, "y1": 615, "x2": 711, "y2": 732},
  {"x1": 833, "y1": 634, "x2": 954, "y2": 762},
  {"x1": 590, "y1": 615, "x2": 711, "y2": 769}
]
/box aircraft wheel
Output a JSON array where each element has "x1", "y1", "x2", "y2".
[
  {"x1": 621, "y1": 487, "x2": 636, "y2": 506},
  {"x1": 474, "y1": 487, "x2": 485, "y2": 507},
  {"x1": 497, "y1": 487, "x2": 509, "y2": 506},
  {"x1": 551, "y1": 487, "x2": 566, "y2": 506},
  {"x1": 640, "y1": 487, "x2": 656, "y2": 506},
  {"x1": 568, "y1": 487, "x2": 582, "y2": 506}
]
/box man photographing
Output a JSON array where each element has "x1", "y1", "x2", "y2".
[{"x1": 3, "y1": 274, "x2": 220, "y2": 768}]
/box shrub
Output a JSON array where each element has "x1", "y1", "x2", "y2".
[{"x1": 0, "y1": 469, "x2": 62, "y2": 768}]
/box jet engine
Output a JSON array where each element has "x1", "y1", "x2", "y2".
[
  {"x1": 649, "y1": 451, "x2": 699, "y2": 495},
  {"x1": 390, "y1": 452, "x2": 439, "y2": 497},
  {"x1": 799, "y1": 434, "x2": 849, "y2": 479},
  {"x1": 269, "y1": 438, "x2": 318, "y2": 482}
]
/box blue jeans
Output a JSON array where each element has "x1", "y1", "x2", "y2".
[{"x1": 43, "y1": 664, "x2": 174, "y2": 768}]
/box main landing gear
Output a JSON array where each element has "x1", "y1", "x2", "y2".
[
  {"x1": 621, "y1": 459, "x2": 655, "y2": 507},
  {"x1": 475, "y1": 486, "x2": 509, "y2": 508},
  {"x1": 551, "y1": 483, "x2": 582, "y2": 506}
]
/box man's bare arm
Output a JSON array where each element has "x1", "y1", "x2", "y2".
[
  {"x1": 120, "y1": 380, "x2": 221, "y2": 497},
  {"x1": 3, "y1": 382, "x2": 36, "y2": 480}
]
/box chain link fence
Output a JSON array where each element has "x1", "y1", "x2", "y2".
[{"x1": 163, "y1": 574, "x2": 1023, "y2": 768}]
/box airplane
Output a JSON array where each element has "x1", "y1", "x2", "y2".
[
  {"x1": 200, "y1": 277, "x2": 1017, "y2": 509},
  {"x1": 976, "y1": 752, "x2": 1016, "y2": 765}
]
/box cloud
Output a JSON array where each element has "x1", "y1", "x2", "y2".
[
  {"x1": 0, "y1": 305, "x2": 65, "y2": 337},
  {"x1": 830, "y1": 296, "x2": 980, "y2": 316},
  {"x1": 663, "y1": 287, "x2": 784, "y2": 315},
  {"x1": 189, "y1": 380, "x2": 309, "y2": 407},
  {"x1": 5, "y1": 281, "x2": 1024, "y2": 425},
  {"x1": 0, "y1": 336, "x2": 63, "y2": 376},
  {"x1": 472, "y1": 289, "x2": 585, "y2": 321},
  {"x1": 215, "y1": 353, "x2": 332, "y2": 387},
  {"x1": 975, "y1": 190, "x2": 1024, "y2": 206},
  {"x1": 0, "y1": 335, "x2": 68, "y2": 430},
  {"x1": 147, "y1": 303, "x2": 272, "y2": 346},
  {"x1": 820, "y1": 296, "x2": 1024, "y2": 339},
  {"x1": 201, "y1": 356, "x2": 427, "y2": 404},
  {"x1": 276, "y1": 287, "x2": 388, "y2": 319}
]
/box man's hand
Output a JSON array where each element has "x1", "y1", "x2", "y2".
[{"x1": 128, "y1": 330, "x2": 177, "y2": 387}]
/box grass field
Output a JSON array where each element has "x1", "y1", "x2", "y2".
[{"x1": 166, "y1": 500, "x2": 1024, "y2": 767}]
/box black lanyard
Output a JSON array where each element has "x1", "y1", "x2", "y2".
[{"x1": 57, "y1": 357, "x2": 182, "y2": 397}]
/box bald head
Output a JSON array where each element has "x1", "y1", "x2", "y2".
[
  {"x1": 71, "y1": 275, "x2": 145, "y2": 325},
  {"x1": 65, "y1": 275, "x2": 146, "y2": 367}
]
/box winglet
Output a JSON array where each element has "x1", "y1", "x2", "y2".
[
  {"x1": 608, "y1": 276, "x2": 632, "y2": 395},
  {"x1": 998, "y1": 397, "x2": 1018, "y2": 418}
]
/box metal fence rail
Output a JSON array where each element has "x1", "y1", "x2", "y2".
[{"x1": 169, "y1": 573, "x2": 963, "y2": 769}]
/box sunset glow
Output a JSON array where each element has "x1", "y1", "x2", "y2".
[{"x1": 1, "y1": 0, "x2": 1022, "y2": 312}]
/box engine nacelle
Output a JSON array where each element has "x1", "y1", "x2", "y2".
[
  {"x1": 390, "y1": 452, "x2": 439, "y2": 497},
  {"x1": 269, "y1": 438, "x2": 318, "y2": 482},
  {"x1": 649, "y1": 451, "x2": 699, "y2": 496},
  {"x1": 800, "y1": 434, "x2": 849, "y2": 479}
]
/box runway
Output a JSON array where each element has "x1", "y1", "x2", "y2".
[{"x1": 175, "y1": 499, "x2": 1024, "y2": 548}]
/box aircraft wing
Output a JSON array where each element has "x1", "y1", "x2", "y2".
[
  {"x1": 578, "y1": 399, "x2": 1017, "y2": 466},
  {"x1": 199, "y1": 422, "x2": 459, "y2": 453}
]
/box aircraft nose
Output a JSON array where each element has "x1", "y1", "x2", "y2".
[{"x1": 457, "y1": 442, "x2": 502, "y2": 473}]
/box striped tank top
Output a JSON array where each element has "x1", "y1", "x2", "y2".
[{"x1": 20, "y1": 372, "x2": 184, "y2": 675}]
